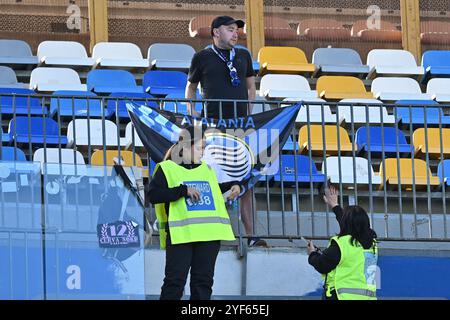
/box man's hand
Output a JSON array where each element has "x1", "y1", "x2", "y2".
[
  {"x1": 227, "y1": 185, "x2": 241, "y2": 201},
  {"x1": 187, "y1": 187, "x2": 200, "y2": 203}
]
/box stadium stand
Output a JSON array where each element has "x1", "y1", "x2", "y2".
[
  {"x1": 316, "y1": 76, "x2": 374, "y2": 100},
  {"x1": 312, "y1": 48, "x2": 369, "y2": 78},
  {"x1": 258, "y1": 47, "x2": 315, "y2": 76},
  {"x1": 322, "y1": 156, "x2": 381, "y2": 186},
  {"x1": 37, "y1": 41, "x2": 94, "y2": 68},
  {"x1": 92, "y1": 42, "x2": 149, "y2": 69},
  {"x1": 30, "y1": 67, "x2": 87, "y2": 92}
]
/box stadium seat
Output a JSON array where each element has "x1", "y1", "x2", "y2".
[
  {"x1": 107, "y1": 92, "x2": 156, "y2": 119},
  {"x1": 337, "y1": 99, "x2": 395, "y2": 124},
  {"x1": 420, "y1": 21, "x2": 450, "y2": 45},
  {"x1": 257, "y1": 47, "x2": 315, "y2": 76},
  {"x1": 37, "y1": 41, "x2": 94, "y2": 68},
  {"x1": 30, "y1": 67, "x2": 87, "y2": 92},
  {"x1": 413, "y1": 128, "x2": 450, "y2": 158},
  {"x1": 92, "y1": 42, "x2": 149, "y2": 69},
  {"x1": 148, "y1": 43, "x2": 195, "y2": 71},
  {"x1": 163, "y1": 92, "x2": 203, "y2": 115},
  {"x1": 0, "y1": 39, "x2": 38, "y2": 67},
  {"x1": 437, "y1": 160, "x2": 450, "y2": 186},
  {"x1": 422, "y1": 51, "x2": 450, "y2": 80},
  {"x1": 50, "y1": 90, "x2": 111, "y2": 118},
  {"x1": 33, "y1": 148, "x2": 85, "y2": 164},
  {"x1": 0, "y1": 147, "x2": 27, "y2": 161},
  {"x1": 367, "y1": 49, "x2": 424, "y2": 79},
  {"x1": 66, "y1": 119, "x2": 124, "y2": 148},
  {"x1": 259, "y1": 74, "x2": 316, "y2": 100},
  {"x1": 143, "y1": 70, "x2": 187, "y2": 96},
  {"x1": 273, "y1": 155, "x2": 327, "y2": 184},
  {"x1": 87, "y1": 69, "x2": 142, "y2": 94},
  {"x1": 288, "y1": 99, "x2": 338, "y2": 124},
  {"x1": 91, "y1": 150, "x2": 143, "y2": 168},
  {"x1": 8, "y1": 117, "x2": 67, "y2": 145},
  {"x1": 190, "y1": 15, "x2": 246, "y2": 39},
  {"x1": 245, "y1": 17, "x2": 296, "y2": 40},
  {"x1": 322, "y1": 156, "x2": 381, "y2": 185},
  {"x1": 297, "y1": 19, "x2": 351, "y2": 41},
  {"x1": 0, "y1": 66, "x2": 26, "y2": 88},
  {"x1": 123, "y1": 122, "x2": 144, "y2": 149},
  {"x1": 351, "y1": 20, "x2": 402, "y2": 42},
  {"x1": 1, "y1": 127, "x2": 10, "y2": 144},
  {"x1": 378, "y1": 158, "x2": 440, "y2": 189},
  {"x1": 316, "y1": 76, "x2": 374, "y2": 100},
  {"x1": 298, "y1": 125, "x2": 354, "y2": 155},
  {"x1": 371, "y1": 77, "x2": 431, "y2": 101},
  {"x1": 355, "y1": 126, "x2": 413, "y2": 154},
  {"x1": 312, "y1": 48, "x2": 369, "y2": 77},
  {"x1": 395, "y1": 100, "x2": 450, "y2": 125},
  {"x1": 427, "y1": 78, "x2": 450, "y2": 103},
  {"x1": 0, "y1": 88, "x2": 44, "y2": 115}
]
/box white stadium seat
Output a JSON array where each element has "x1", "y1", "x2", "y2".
[
  {"x1": 259, "y1": 74, "x2": 317, "y2": 100},
  {"x1": 92, "y1": 42, "x2": 149, "y2": 69},
  {"x1": 367, "y1": 49, "x2": 425, "y2": 78},
  {"x1": 322, "y1": 156, "x2": 381, "y2": 185},
  {"x1": 148, "y1": 43, "x2": 195, "y2": 71},
  {"x1": 337, "y1": 99, "x2": 395, "y2": 124},
  {"x1": 38, "y1": 41, "x2": 94, "y2": 68},
  {"x1": 427, "y1": 78, "x2": 450, "y2": 103},
  {"x1": 29, "y1": 67, "x2": 87, "y2": 92},
  {"x1": 371, "y1": 77, "x2": 432, "y2": 101}
]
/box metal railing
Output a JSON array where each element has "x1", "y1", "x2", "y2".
[{"x1": 1, "y1": 93, "x2": 449, "y2": 242}]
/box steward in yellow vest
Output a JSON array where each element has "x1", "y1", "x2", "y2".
[
  {"x1": 307, "y1": 186, "x2": 378, "y2": 300},
  {"x1": 147, "y1": 126, "x2": 241, "y2": 300}
]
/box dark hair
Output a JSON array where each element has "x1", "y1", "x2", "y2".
[
  {"x1": 338, "y1": 205, "x2": 377, "y2": 250},
  {"x1": 163, "y1": 126, "x2": 205, "y2": 161}
]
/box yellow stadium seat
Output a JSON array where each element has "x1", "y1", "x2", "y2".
[
  {"x1": 413, "y1": 128, "x2": 450, "y2": 159},
  {"x1": 378, "y1": 158, "x2": 440, "y2": 190},
  {"x1": 316, "y1": 76, "x2": 374, "y2": 100},
  {"x1": 91, "y1": 150, "x2": 148, "y2": 176},
  {"x1": 258, "y1": 47, "x2": 315, "y2": 76},
  {"x1": 298, "y1": 125, "x2": 354, "y2": 156}
]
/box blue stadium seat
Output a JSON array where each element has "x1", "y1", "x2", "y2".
[
  {"x1": 163, "y1": 92, "x2": 203, "y2": 115},
  {"x1": 422, "y1": 50, "x2": 450, "y2": 80},
  {"x1": 356, "y1": 126, "x2": 413, "y2": 154},
  {"x1": 0, "y1": 147, "x2": 27, "y2": 161},
  {"x1": 282, "y1": 136, "x2": 297, "y2": 151},
  {"x1": 107, "y1": 92, "x2": 157, "y2": 119},
  {"x1": 143, "y1": 71, "x2": 187, "y2": 96},
  {"x1": 8, "y1": 117, "x2": 67, "y2": 145},
  {"x1": 395, "y1": 100, "x2": 450, "y2": 125},
  {"x1": 87, "y1": 70, "x2": 143, "y2": 94},
  {"x1": 0, "y1": 88, "x2": 44, "y2": 115},
  {"x1": 274, "y1": 155, "x2": 327, "y2": 184},
  {"x1": 1, "y1": 127, "x2": 10, "y2": 143},
  {"x1": 50, "y1": 90, "x2": 112, "y2": 118},
  {"x1": 437, "y1": 160, "x2": 450, "y2": 186}
]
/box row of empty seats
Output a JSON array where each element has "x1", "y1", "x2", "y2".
[
  {"x1": 0, "y1": 40, "x2": 196, "y2": 71},
  {"x1": 2, "y1": 39, "x2": 450, "y2": 82},
  {"x1": 272, "y1": 154, "x2": 446, "y2": 189},
  {"x1": 260, "y1": 74, "x2": 450, "y2": 102},
  {"x1": 3, "y1": 116, "x2": 450, "y2": 161},
  {"x1": 298, "y1": 125, "x2": 450, "y2": 158},
  {"x1": 1, "y1": 117, "x2": 143, "y2": 150},
  {"x1": 1, "y1": 144, "x2": 448, "y2": 190}
]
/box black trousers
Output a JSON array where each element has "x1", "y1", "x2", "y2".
[{"x1": 160, "y1": 235, "x2": 221, "y2": 300}]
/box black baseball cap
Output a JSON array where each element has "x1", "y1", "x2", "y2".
[{"x1": 211, "y1": 16, "x2": 245, "y2": 37}]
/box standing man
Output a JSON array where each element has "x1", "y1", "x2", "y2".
[{"x1": 186, "y1": 16, "x2": 267, "y2": 247}]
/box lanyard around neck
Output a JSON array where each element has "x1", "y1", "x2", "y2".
[{"x1": 212, "y1": 45, "x2": 235, "y2": 63}]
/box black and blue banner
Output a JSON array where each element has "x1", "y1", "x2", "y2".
[{"x1": 126, "y1": 102, "x2": 300, "y2": 194}]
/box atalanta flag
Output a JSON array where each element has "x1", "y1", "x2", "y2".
[{"x1": 126, "y1": 102, "x2": 300, "y2": 195}]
